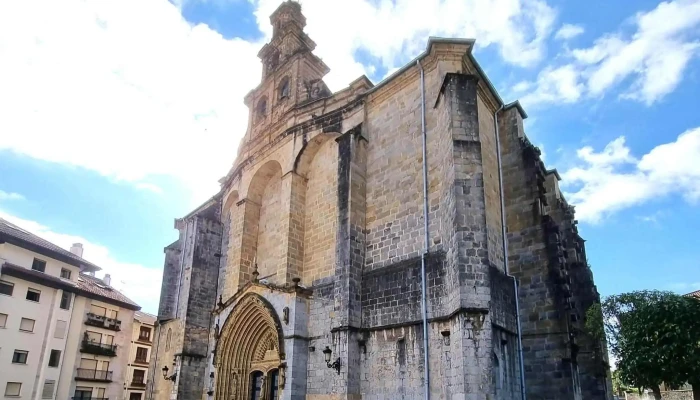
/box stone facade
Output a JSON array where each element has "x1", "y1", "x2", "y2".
[{"x1": 148, "y1": 2, "x2": 611, "y2": 400}]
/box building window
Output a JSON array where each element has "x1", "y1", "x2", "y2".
[
  {"x1": 139, "y1": 326, "x2": 151, "y2": 341},
  {"x1": 54, "y1": 320, "x2": 67, "y2": 339},
  {"x1": 19, "y1": 318, "x2": 35, "y2": 332},
  {"x1": 12, "y1": 350, "x2": 28, "y2": 364},
  {"x1": 60, "y1": 268, "x2": 72, "y2": 279},
  {"x1": 129, "y1": 393, "x2": 143, "y2": 400},
  {"x1": 32, "y1": 258, "x2": 47, "y2": 272},
  {"x1": 135, "y1": 347, "x2": 148, "y2": 362},
  {"x1": 165, "y1": 328, "x2": 172, "y2": 351},
  {"x1": 48, "y1": 350, "x2": 61, "y2": 367},
  {"x1": 279, "y1": 77, "x2": 290, "y2": 99},
  {"x1": 41, "y1": 380, "x2": 55, "y2": 399},
  {"x1": 73, "y1": 387, "x2": 92, "y2": 400},
  {"x1": 0, "y1": 280, "x2": 13, "y2": 296},
  {"x1": 132, "y1": 369, "x2": 145, "y2": 384},
  {"x1": 26, "y1": 288, "x2": 41, "y2": 302},
  {"x1": 257, "y1": 97, "x2": 267, "y2": 122},
  {"x1": 4, "y1": 382, "x2": 21, "y2": 397},
  {"x1": 0, "y1": 313, "x2": 7, "y2": 328},
  {"x1": 60, "y1": 291, "x2": 72, "y2": 310},
  {"x1": 90, "y1": 304, "x2": 107, "y2": 317}
]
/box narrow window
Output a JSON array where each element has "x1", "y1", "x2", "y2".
[
  {"x1": 279, "y1": 77, "x2": 290, "y2": 99},
  {"x1": 139, "y1": 326, "x2": 152, "y2": 341},
  {"x1": 129, "y1": 393, "x2": 143, "y2": 400},
  {"x1": 48, "y1": 350, "x2": 61, "y2": 367},
  {"x1": 32, "y1": 258, "x2": 46, "y2": 272},
  {"x1": 26, "y1": 288, "x2": 41, "y2": 302},
  {"x1": 19, "y1": 318, "x2": 35, "y2": 332},
  {"x1": 41, "y1": 380, "x2": 55, "y2": 399},
  {"x1": 132, "y1": 369, "x2": 145, "y2": 384},
  {"x1": 0, "y1": 280, "x2": 14, "y2": 296},
  {"x1": 0, "y1": 313, "x2": 7, "y2": 328},
  {"x1": 4, "y1": 382, "x2": 21, "y2": 397},
  {"x1": 60, "y1": 268, "x2": 72, "y2": 279},
  {"x1": 165, "y1": 328, "x2": 172, "y2": 351},
  {"x1": 60, "y1": 291, "x2": 72, "y2": 310},
  {"x1": 54, "y1": 320, "x2": 67, "y2": 339},
  {"x1": 74, "y1": 387, "x2": 92, "y2": 399},
  {"x1": 12, "y1": 350, "x2": 28, "y2": 364},
  {"x1": 257, "y1": 97, "x2": 267, "y2": 122}
]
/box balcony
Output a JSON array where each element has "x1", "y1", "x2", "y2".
[
  {"x1": 130, "y1": 380, "x2": 147, "y2": 388},
  {"x1": 85, "y1": 313, "x2": 121, "y2": 331},
  {"x1": 133, "y1": 357, "x2": 149, "y2": 366},
  {"x1": 136, "y1": 336, "x2": 151, "y2": 344},
  {"x1": 75, "y1": 368, "x2": 113, "y2": 382},
  {"x1": 81, "y1": 340, "x2": 117, "y2": 357}
]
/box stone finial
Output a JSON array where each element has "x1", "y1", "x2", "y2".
[{"x1": 217, "y1": 294, "x2": 224, "y2": 308}]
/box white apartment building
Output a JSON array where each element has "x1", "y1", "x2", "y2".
[
  {"x1": 123, "y1": 311, "x2": 156, "y2": 400},
  {"x1": 0, "y1": 218, "x2": 141, "y2": 400}
]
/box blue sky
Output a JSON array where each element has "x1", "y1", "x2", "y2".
[{"x1": 1, "y1": 0, "x2": 699, "y2": 314}]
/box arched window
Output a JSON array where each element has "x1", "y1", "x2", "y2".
[
  {"x1": 268, "y1": 369, "x2": 279, "y2": 399},
  {"x1": 250, "y1": 371, "x2": 264, "y2": 400},
  {"x1": 257, "y1": 97, "x2": 267, "y2": 122},
  {"x1": 279, "y1": 77, "x2": 290, "y2": 100},
  {"x1": 165, "y1": 328, "x2": 172, "y2": 351}
]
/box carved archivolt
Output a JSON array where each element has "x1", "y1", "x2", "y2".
[{"x1": 215, "y1": 294, "x2": 284, "y2": 400}]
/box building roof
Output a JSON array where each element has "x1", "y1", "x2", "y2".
[
  {"x1": 685, "y1": 289, "x2": 700, "y2": 299},
  {"x1": 0, "y1": 218, "x2": 101, "y2": 272},
  {"x1": 1, "y1": 262, "x2": 140, "y2": 310},
  {"x1": 135, "y1": 311, "x2": 157, "y2": 325},
  {"x1": 78, "y1": 273, "x2": 140, "y2": 310}
]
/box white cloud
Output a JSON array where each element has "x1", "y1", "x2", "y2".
[
  {"x1": 0, "y1": 0, "x2": 559, "y2": 206},
  {"x1": 554, "y1": 23, "x2": 584, "y2": 40},
  {"x1": 0, "y1": 209, "x2": 162, "y2": 314},
  {"x1": 520, "y1": 64, "x2": 585, "y2": 104},
  {"x1": 135, "y1": 182, "x2": 163, "y2": 194},
  {"x1": 521, "y1": 0, "x2": 700, "y2": 107},
  {"x1": 561, "y1": 127, "x2": 700, "y2": 223},
  {"x1": 512, "y1": 80, "x2": 532, "y2": 93},
  {"x1": 0, "y1": 190, "x2": 25, "y2": 201}
]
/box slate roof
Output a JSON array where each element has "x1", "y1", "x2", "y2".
[
  {"x1": 78, "y1": 273, "x2": 140, "y2": 310},
  {"x1": 0, "y1": 218, "x2": 101, "y2": 272}
]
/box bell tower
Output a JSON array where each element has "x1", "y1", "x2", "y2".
[{"x1": 244, "y1": 1, "x2": 331, "y2": 134}]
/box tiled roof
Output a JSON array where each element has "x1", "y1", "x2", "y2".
[
  {"x1": 78, "y1": 273, "x2": 140, "y2": 310},
  {"x1": 686, "y1": 289, "x2": 700, "y2": 299},
  {"x1": 0, "y1": 218, "x2": 101, "y2": 271},
  {"x1": 135, "y1": 311, "x2": 157, "y2": 324}
]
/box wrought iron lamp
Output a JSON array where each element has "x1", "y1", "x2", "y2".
[
  {"x1": 162, "y1": 365, "x2": 176, "y2": 382},
  {"x1": 322, "y1": 346, "x2": 341, "y2": 375}
]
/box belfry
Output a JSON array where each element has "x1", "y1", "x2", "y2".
[{"x1": 149, "y1": 1, "x2": 612, "y2": 399}]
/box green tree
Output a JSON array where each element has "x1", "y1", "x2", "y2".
[{"x1": 590, "y1": 291, "x2": 700, "y2": 400}]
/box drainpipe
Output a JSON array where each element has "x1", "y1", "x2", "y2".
[
  {"x1": 494, "y1": 105, "x2": 527, "y2": 400},
  {"x1": 416, "y1": 59, "x2": 431, "y2": 400}
]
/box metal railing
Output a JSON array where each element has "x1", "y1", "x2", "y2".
[
  {"x1": 81, "y1": 340, "x2": 117, "y2": 357},
  {"x1": 130, "y1": 380, "x2": 147, "y2": 387},
  {"x1": 75, "y1": 368, "x2": 113, "y2": 382},
  {"x1": 71, "y1": 397, "x2": 108, "y2": 400},
  {"x1": 133, "y1": 357, "x2": 149, "y2": 365},
  {"x1": 85, "y1": 313, "x2": 121, "y2": 331}
]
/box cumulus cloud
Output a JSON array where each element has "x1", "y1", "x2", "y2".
[
  {"x1": 0, "y1": 209, "x2": 162, "y2": 314},
  {"x1": 521, "y1": 0, "x2": 700, "y2": 107},
  {"x1": 0, "y1": 0, "x2": 559, "y2": 207},
  {"x1": 554, "y1": 23, "x2": 584, "y2": 40},
  {"x1": 561, "y1": 127, "x2": 700, "y2": 223},
  {"x1": 0, "y1": 190, "x2": 25, "y2": 201}
]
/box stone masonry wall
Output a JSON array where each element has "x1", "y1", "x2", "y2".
[{"x1": 158, "y1": 243, "x2": 181, "y2": 320}]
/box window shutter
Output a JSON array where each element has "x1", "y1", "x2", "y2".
[
  {"x1": 54, "y1": 320, "x2": 67, "y2": 339},
  {"x1": 41, "y1": 380, "x2": 55, "y2": 399},
  {"x1": 20, "y1": 318, "x2": 35, "y2": 332}
]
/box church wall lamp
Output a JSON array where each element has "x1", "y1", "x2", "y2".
[{"x1": 322, "y1": 346, "x2": 341, "y2": 375}]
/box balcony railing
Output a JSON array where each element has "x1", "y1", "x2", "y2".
[
  {"x1": 85, "y1": 313, "x2": 121, "y2": 331},
  {"x1": 130, "y1": 380, "x2": 147, "y2": 388},
  {"x1": 81, "y1": 340, "x2": 117, "y2": 357},
  {"x1": 136, "y1": 336, "x2": 151, "y2": 343},
  {"x1": 75, "y1": 368, "x2": 113, "y2": 382},
  {"x1": 133, "y1": 357, "x2": 149, "y2": 366}
]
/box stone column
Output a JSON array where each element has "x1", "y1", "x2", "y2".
[
  {"x1": 277, "y1": 171, "x2": 306, "y2": 284},
  {"x1": 226, "y1": 199, "x2": 260, "y2": 293}
]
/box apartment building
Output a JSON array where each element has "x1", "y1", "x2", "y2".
[
  {"x1": 124, "y1": 311, "x2": 156, "y2": 400},
  {"x1": 0, "y1": 218, "x2": 141, "y2": 400}
]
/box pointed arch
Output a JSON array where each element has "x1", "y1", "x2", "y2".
[{"x1": 215, "y1": 293, "x2": 284, "y2": 400}]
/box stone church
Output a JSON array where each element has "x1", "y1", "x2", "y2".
[{"x1": 148, "y1": 2, "x2": 612, "y2": 399}]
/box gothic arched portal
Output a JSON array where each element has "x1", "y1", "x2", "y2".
[{"x1": 215, "y1": 293, "x2": 285, "y2": 400}]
